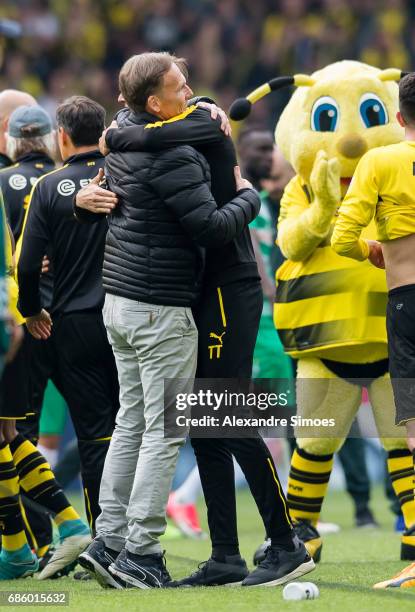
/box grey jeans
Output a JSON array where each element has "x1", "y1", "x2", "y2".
[{"x1": 96, "y1": 293, "x2": 197, "y2": 555}]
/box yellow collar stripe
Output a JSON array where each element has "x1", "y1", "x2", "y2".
[
  {"x1": 144, "y1": 105, "x2": 198, "y2": 129},
  {"x1": 0, "y1": 162, "x2": 20, "y2": 173}
]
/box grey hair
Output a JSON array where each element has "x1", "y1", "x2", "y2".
[{"x1": 6, "y1": 131, "x2": 56, "y2": 161}]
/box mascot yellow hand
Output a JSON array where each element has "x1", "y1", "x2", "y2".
[
  {"x1": 309, "y1": 150, "x2": 340, "y2": 235},
  {"x1": 277, "y1": 150, "x2": 340, "y2": 262}
]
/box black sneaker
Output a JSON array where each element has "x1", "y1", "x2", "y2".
[
  {"x1": 355, "y1": 508, "x2": 379, "y2": 529},
  {"x1": 109, "y1": 549, "x2": 171, "y2": 589},
  {"x1": 401, "y1": 524, "x2": 415, "y2": 560},
  {"x1": 73, "y1": 570, "x2": 92, "y2": 581},
  {"x1": 78, "y1": 539, "x2": 126, "y2": 589},
  {"x1": 254, "y1": 521, "x2": 323, "y2": 567},
  {"x1": 166, "y1": 555, "x2": 249, "y2": 587},
  {"x1": 293, "y1": 520, "x2": 323, "y2": 563},
  {"x1": 253, "y1": 538, "x2": 271, "y2": 566},
  {"x1": 242, "y1": 536, "x2": 315, "y2": 587}
]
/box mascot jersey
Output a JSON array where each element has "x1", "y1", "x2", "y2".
[{"x1": 274, "y1": 174, "x2": 388, "y2": 363}]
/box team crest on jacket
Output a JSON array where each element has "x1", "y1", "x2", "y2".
[
  {"x1": 57, "y1": 179, "x2": 76, "y2": 196},
  {"x1": 9, "y1": 174, "x2": 27, "y2": 190}
]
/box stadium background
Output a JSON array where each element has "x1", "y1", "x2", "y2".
[
  {"x1": 0, "y1": 0, "x2": 415, "y2": 607},
  {"x1": 0, "y1": 0, "x2": 414, "y2": 132},
  {"x1": 0, "y1": 0, "x2": 407, "y2": 493}
]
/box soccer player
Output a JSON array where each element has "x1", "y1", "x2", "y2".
[
  {"x1": 0, "y1": 190, "x2": 90, "y2": 580},
  {"x1": 0, "y1": 105, "x2": 94, "y2": 579},
  {"x1": 17, "y1": 96, "x2": 120, "y2": 570},
  {"x1": 331, "y1": 72, "x2": 415, "y2": 589},
  {"x1": 1, "y1": 104, "x2": 57, "y2": 554},
  {"x1": 0, "y1": 96, "x2": 59, "y2": 556}
]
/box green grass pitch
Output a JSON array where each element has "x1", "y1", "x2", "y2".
[{"x1": 1, "y1": 486, "x2": 415, "y2": 611}]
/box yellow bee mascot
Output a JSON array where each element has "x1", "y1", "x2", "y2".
[{"x1": 230, "y1": 61, "x2": 415, "y2": 566}]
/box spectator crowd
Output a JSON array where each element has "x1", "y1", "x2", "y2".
[{"x1": 0, "y1": 0, "x2": 414, "y2": 129}]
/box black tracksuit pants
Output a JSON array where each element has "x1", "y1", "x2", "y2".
[{"x1": 191, "y1": 279, "x2": 293, "y2": 555}]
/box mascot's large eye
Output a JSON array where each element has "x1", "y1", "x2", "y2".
[
  {"x1": 359, "y1": 93, "x2": 388, "y2": 127},
  {"x1": 311, "y1": 96, "x2": 339, "y2": 132}
]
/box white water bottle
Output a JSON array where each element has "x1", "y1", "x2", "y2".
[{"x1": 282, "y1": 581, "x2": 319, "y2": 600}]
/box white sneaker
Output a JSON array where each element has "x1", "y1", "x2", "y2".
[{"x1": 37, "y1": 534, "x2": 92, "y2": 580}]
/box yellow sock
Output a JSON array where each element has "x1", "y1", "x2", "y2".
[
  {"x1": 0, "y1": 441, "x2": 30, "y2": 554},
  {"x1": 54, "y1": 507, "x2": 81, "y2": 526},
  {"x1": 19, "y1": 498, "x2": 38, "y2": 551},
  {"x1": 10, "y1": 434, "x2": 82, "y2": 526},
  {"x1": 287, "y1": 447, "x2": 334, "y2": 526},
  {"x1": 388, "y1": 449, "x2": 415, "y2": 529}
]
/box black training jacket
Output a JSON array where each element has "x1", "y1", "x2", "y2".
[
  {"x1": 0, "y1": 152, "x2": 55, "y2": 241},
  {"x1": 77, "y1": 109, "x2": 260, "y2": 307},
  {"x1": 0, "y1": 152, "x2": 55, "y2": 308},
  {"x1": 18, "y1": 151, "x2": 107, "y2": 317},
  {"x1": 106, "y1": 105, "x2": 260, "y2": 288}
]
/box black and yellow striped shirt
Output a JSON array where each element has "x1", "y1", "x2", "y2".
[{"x1": 275, "y1": 174, "x2": 387, "y2": 362}]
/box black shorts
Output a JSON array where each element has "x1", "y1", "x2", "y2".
[
  {"x1": 387, "y1": 284, "x2": 415, "y2": 425},
  {"x1": 0, "y1": 331, "x2": 31, "y2": 420},
  {"x1": 321, "y1": 358, "x2": 389, "y2": 386},
  {"x1": 18, "y1": 311, "x2": 119, "y2": 443},
  {"x1": 17, "y1": 330, "x2": 59, "y2": 440}
]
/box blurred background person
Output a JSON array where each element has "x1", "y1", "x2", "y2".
[{"x1": 0, "y1": 0, "x2": 413, "y2": 132}]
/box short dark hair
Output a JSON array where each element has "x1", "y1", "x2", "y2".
[
  {"x1": 119, "y1": 52, "x2": 187, "y2": 114},
  {"x1": 56, "y1": 96, "x2": 105, "y2": 146},
  {"x1": 399, "y1": 73, "x2": 415, "y2": 125}
]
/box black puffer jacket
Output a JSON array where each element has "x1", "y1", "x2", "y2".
[{"x1": 102, "y1": 109, "x2": 260, "y2": 306}]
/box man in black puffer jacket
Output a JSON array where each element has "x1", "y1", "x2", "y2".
[{"x1": 76, "y1": 51, "x2": 259, "y2": 590}]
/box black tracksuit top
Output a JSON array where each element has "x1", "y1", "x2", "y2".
[
  {"x1": 0, "y1": 152, "x2": 55, "y2": 241},
  {"x1": 17, "y1": 150, "x2": 107, "y2": 317}
]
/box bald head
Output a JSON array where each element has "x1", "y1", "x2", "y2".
[
  {"x1": 0, "y1": 90, "x2": 36, "y2": 120},
  {"x1": 0, "y1": 90, "x2": 36, "y2": 155}
]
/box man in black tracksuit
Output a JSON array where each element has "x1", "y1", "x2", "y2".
[
  {"x1": 0, "y1": 110, "x2": 57, "y2": 555},
  {"x1": 95, "y1": 101, "x2": 314, "y2": 587},
  {"x1": 0, "y1": 116, "x2": 55, "y2": 450},
  {"x1": 0, "y1": 149, "x2": 55, "y2": 242},
  {"x1": 17, "y1": 96, "x2": 119, "y2": 535},
  {"x1": 0, "y1": 115, "x2": 55, "y2": 449}
]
